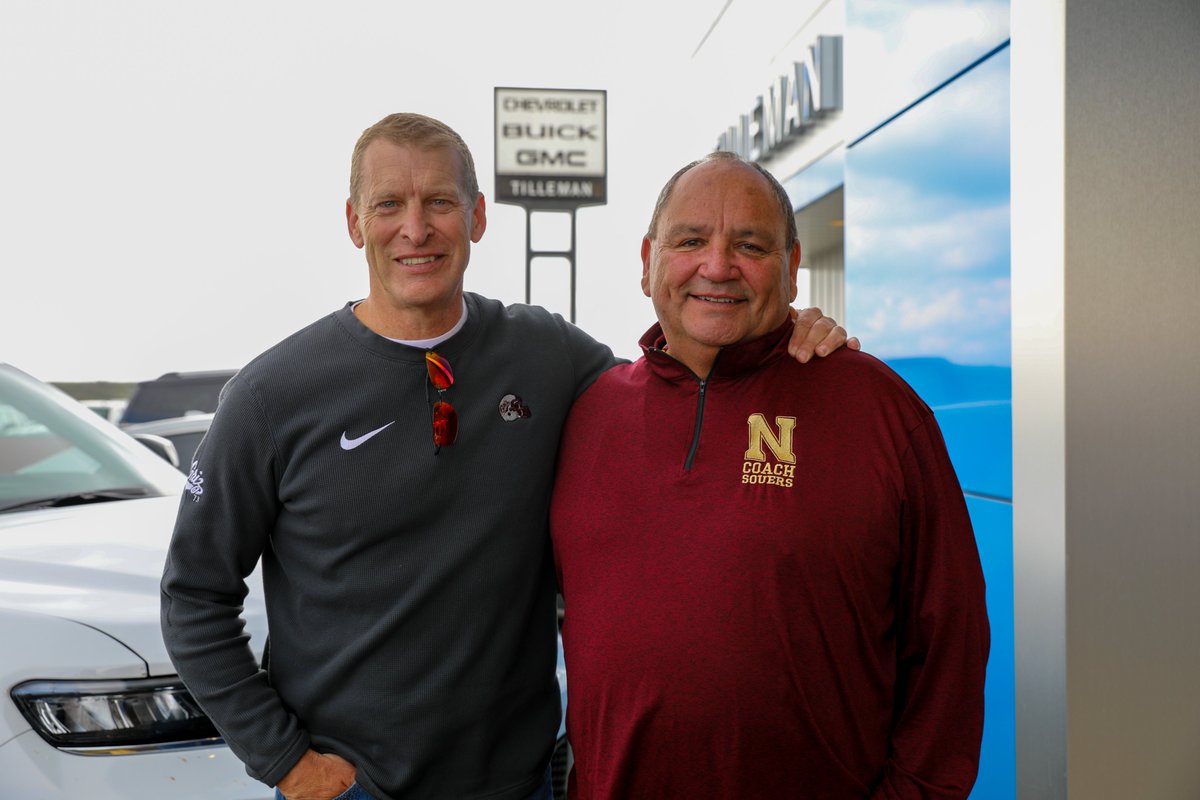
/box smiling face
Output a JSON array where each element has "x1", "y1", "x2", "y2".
[
  {"x1": 346, "y1": 140, "x2": 486, "y2": 338},
  {"x1": 641, "y1": 158, "x2": 800, "y2": 376}
]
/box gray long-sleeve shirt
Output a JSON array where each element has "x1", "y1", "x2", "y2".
[{"x1": 161, "y1": 293, "x2": 615, "y2": 799}]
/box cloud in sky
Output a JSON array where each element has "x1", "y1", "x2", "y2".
[
  {"x1": 847, "y1": 0, "x2": 1009, "y2": 137},
  {"x1": 855, "y1": 278, "x2": 1011, "y2": 365},
  {"x1": 845, "y1": 43, "x2": 1011, "y2": 367},
  {"x1": 848, "y1": 194, "x2": 1010, "y2": 275}
]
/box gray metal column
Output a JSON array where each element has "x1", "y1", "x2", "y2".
[{"x1": 1012, "y1": 1, "x2": 1200, "y2": 796}]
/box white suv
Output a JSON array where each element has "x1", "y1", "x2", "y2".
[{"x1": 0, "y1": 364, "x2": 270, "y2": 798}]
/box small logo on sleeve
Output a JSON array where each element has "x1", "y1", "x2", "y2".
[{"x1": 186, "y1": 462, "x2": 205, "y2": 501}]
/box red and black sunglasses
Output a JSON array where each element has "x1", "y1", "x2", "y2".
[{"x1": 425, "y1": 351, "x2": 457, "y2": 452}]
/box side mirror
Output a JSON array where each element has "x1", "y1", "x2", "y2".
[{"x1": 132, "y1": 433, "x2": 180, "y2": 470}]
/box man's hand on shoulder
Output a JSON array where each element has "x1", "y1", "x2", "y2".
[
  {"x1": 787, "y1": 306, "x2": 861, "y2": 363},
  {"x1": 276, "y1": 749, "x2": 356, "y2": 800}
]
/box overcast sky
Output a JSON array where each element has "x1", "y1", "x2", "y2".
[{"x1": 2, "y1": 0, "x2": 806, "y2": 383}]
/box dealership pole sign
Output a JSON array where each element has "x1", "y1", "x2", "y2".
[
  {"x1": 494, "y1": 87, "x2": 607, "y2": 323},
  {"x1": 494, "y1": 87, "x2": 607, "y2": 208}
]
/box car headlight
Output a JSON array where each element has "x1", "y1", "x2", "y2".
[{"x1": 10, "y1": 677, "x2": 221, "y2": 754}]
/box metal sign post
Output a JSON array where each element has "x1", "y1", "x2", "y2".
[{"x1": 494, "y1": 87, "x2": 607, "y2": 323}]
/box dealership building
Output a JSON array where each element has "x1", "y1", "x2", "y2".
[{"x1": 691, "y1": 1, "x2": 1199, "y2": 797}]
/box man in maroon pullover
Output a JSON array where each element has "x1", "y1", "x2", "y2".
[{"x1": 550, "y1": 152, "x2": 990, "y2": 799}]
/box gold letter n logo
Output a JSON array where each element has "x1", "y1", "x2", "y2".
[{"x1": 744, "y1": 413, "x2": 797, "y2": 464}]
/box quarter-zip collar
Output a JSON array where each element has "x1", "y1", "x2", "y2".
[
  {"x1": 638, "y1": 316, "x2": 795, "y2": 383},
  {"x1": 638, "y1": 317, "x2": 794, "y2": 470}
]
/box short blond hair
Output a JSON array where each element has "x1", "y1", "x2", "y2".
[{"x1": 349, "y1": 113, "x2": 479, "y2": 208}]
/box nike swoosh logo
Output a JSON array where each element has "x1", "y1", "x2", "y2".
[{"x1": 339, "y1": 421, "x2": 396, "y2": 450}]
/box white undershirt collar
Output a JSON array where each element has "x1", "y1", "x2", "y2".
[{"x1": 352, "y1": 298, "x2": 468, "y2": 348}]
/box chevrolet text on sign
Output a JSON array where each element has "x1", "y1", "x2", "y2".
[{"x1": 494, "y1": 87, "x2": 607, "y2": 208}]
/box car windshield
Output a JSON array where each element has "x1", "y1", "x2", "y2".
[{"x1": 0, "y1": 366, "x2": 183, "y2": 513}]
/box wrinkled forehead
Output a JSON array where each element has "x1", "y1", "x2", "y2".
[
  {"x1": 359, "y1": 141, "x2": 470, "y2": 194},
  {"x1": 661, "y1": 162, "x2": 789, "y2": 241}
]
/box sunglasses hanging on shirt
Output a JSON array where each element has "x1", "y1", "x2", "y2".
[{"x1": 425, "y1": 351, "x2": 458, "y2": 453}]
